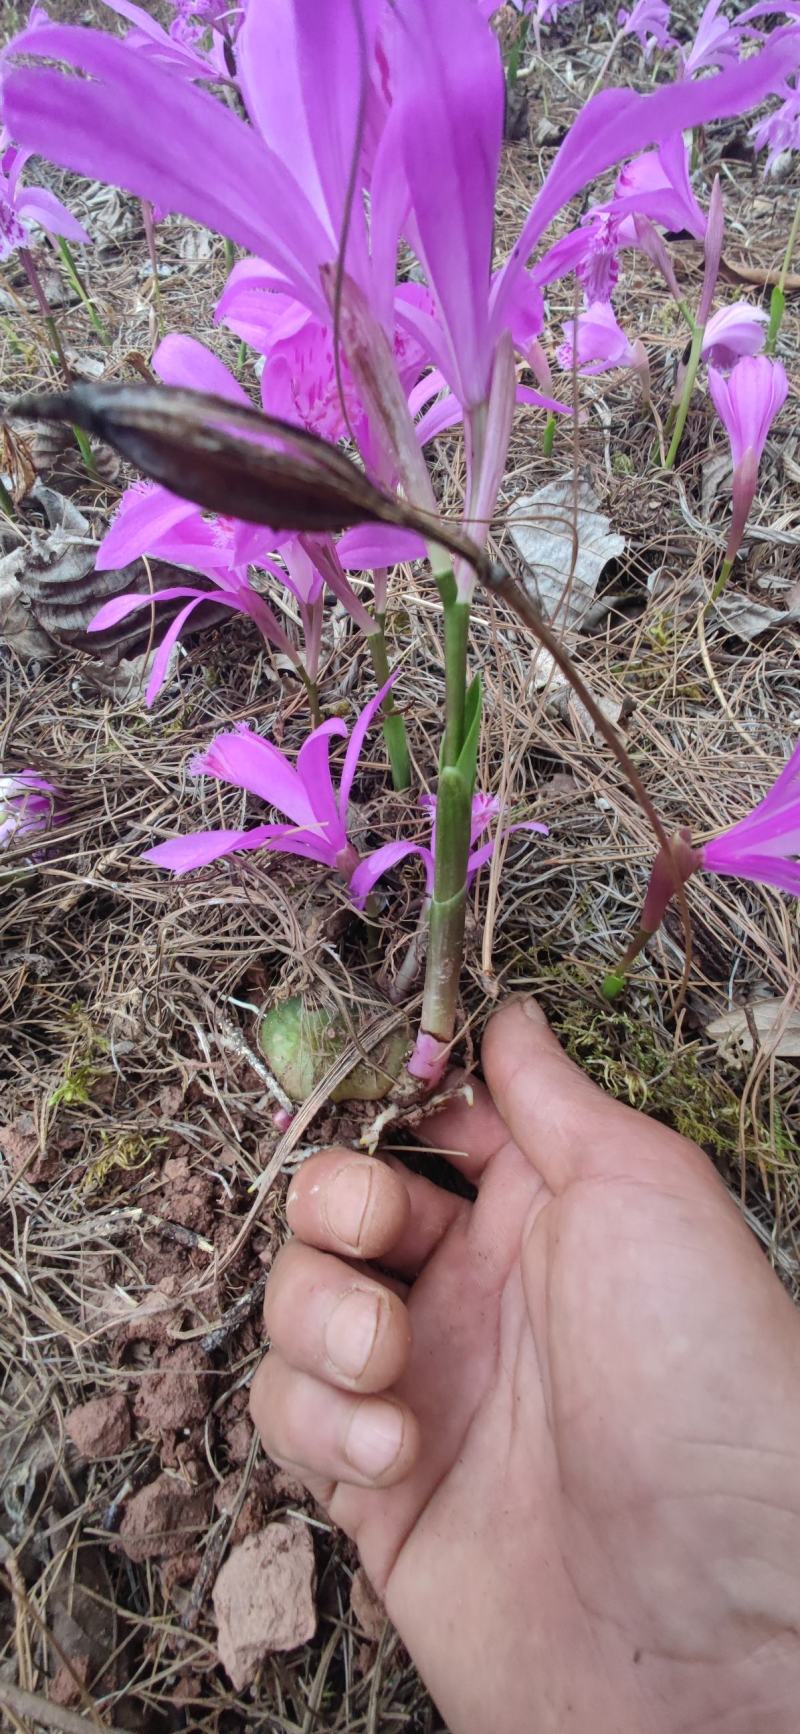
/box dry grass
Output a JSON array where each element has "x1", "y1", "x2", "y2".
[{"x1": 1, "y1": 1, "x2": 799, "y2": 1728}]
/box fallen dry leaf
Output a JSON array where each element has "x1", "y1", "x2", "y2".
[
  {"x1": 706, "y1": 1001, "x2": 800, "y2": 1062},
  {"x1": 509, "y1": 478, "x2": 626, "y2": 627}
]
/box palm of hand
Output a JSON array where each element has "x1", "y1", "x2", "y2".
[{"x1": 254, "y1": 1001, "x2": 800, "y2": 1734}]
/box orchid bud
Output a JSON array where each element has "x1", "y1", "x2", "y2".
[{"x1": 697, "y1": 174, "x2": 724, "y2": 327}]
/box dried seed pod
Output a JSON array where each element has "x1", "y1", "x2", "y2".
[{"x1": 6, "y1": 382, "x2": 487, "y2": 576}]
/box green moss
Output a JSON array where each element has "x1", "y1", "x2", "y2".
[
  {"x1": 550, "y1": 997, "x2": 754, "y2": 1163},
  {"x1": 49, "y1": 1059, "x2": 101, "y2": 1110}
]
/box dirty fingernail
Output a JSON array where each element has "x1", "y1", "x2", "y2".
[
  {"x1": 321, "y1": 1161, "x2": 373, "y2": 1248},
  {"x1": 344, "y1": 1398, "x2": 404, "y2": 1479},
  {"x1": 324, "y1": 1288, "x2": 381, "y2": 1379}
]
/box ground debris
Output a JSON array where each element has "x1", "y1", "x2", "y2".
[{"x1": 212, "y1": 1519, "x2": 317, "y2": 1689}]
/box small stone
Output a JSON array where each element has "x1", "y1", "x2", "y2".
[
  {"x1": 133, "y1": 1342, "x2": 212, "y2": 1436},
  {"x1": 350, "y1": 1567, "x2": 387, "y2": 1641},
  {"x1": 49, "y1": 1656, "x2": 90, "y2": 1707},
  {"x1": 117, "y1": 1474, "x2": 211, "y2": 1563},
  {"x1": 213, "y1": 1520, "x2": 317, "y2": 1689},
  {"x1": 66, "y1": 1393, "x2": 132, "y2": 1460}
]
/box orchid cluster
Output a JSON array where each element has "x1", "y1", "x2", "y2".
[{"x1": 3, "y1": 0, "x2": 800, "y2": 1090}]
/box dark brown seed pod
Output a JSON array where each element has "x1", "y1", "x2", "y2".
[{"x1": 5, "y1": 382, "x2": 487, "y2": 576}]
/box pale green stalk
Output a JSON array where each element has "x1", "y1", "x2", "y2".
[
  {"x1": 543, "y1": 412, "x2": 556, "y2": 458},
  {"x1": 56, "y1": 238, "x2": 110, "y2": 345},
  {"x1": 367, "y1": 623, "x2": 412, "y2": 792},
  {"x1": 415, "y1": 566, "x2": 479, "y2": 1058},
  {"x1": 664, "y1": 318, "x2": 704, "y2": 469},
  {"x1": 766, "y1": 198, "x2": 800, "y2": 355}
]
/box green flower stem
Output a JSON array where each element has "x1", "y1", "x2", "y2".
[
  {"x1": 415, "y1": 561, "x2": 480, "y2": 1060},
  {"x1": 436, "y1": 570, "x2": 471, "y2": 768},
  {"x1": 0, "y1": 475, "x2": 15, "y2": 518},
  {"x1": 56, "y1": 238, "x2": 110, "y2": 345},
  {"x1": 766, "y1": 198, "x2": 800, "y2": 355},
  {"x1": 601, "y1": 925, "x2": 651, "y2": 1000},
  {"x1": 543, "y1": 412, "x2": 556, "y2": 458},
  {"x1": 367, "y1": 623, "x2": 412, "y2": 791},
  {"x1": 705, "y1": 554, "x2": 734, "y2": 611},
  {"x1": 419, "y1": 765, "x2": 473, "y2": 1045},
  {"x1": 299, "y1": 668, "x2": 322, "y2": 726},
  {"x1": 664, "y1": 318, "x2": 705, "y2": 469}
]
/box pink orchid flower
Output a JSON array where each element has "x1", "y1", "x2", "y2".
[
  {"x1": 700, "y1": 301, "x2": 768, "y2": 370},
  {"x1": 680, "y1": 0, "x2": 742, "y2": 75},
  {"x1": 348, "y1": 791, "x2": 548, "y2": 906},
  {"x1": 101, "y1": 0, "x2": 228, "y2": 81},
  {"x1": 1, "y1": 770, "x2": 60, "y2": 855},
  {"x1": 750, "y1": 81, "x2": 800, "y2": 169},
  {"x1": 88, "y1": 332, "x2": 376, "y2": 700},
  {"x1": 557, "y1": 302, "x2": 647, "y2": 385},
  {"x1": 0, "y1": 130, "x2": 89, "y2": 262},
  {"x1": 143, "y1": 676, "x2": 398, "y2": 886},
  {"x1": 708, "y1": 355, "x2": 789, "y2": 561},
  {"x1": 702, "y1": 741, "x2": 800, "y2": 897},
  {"x1": 618, "y1": 0, "x2": 675, "y2": 59},
  {"x1": 627, "y1": 740, "x2": 800, "y2": 943}
]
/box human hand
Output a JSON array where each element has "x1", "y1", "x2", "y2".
[{"x1": 251, "y1": 996, "x2": 800, "y2": 1734}]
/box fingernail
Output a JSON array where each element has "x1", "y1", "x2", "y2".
[
  {"x1": 522, "y1": 995, "x2": 547, "y2": 1026},
  {"x1": 324, "y1": 1288, "x2": 381, "y2": 1379},
  {"x1": 321, "y1": 1161, "x2": 373, "y2": 1249},
  {"x1": 345, "y1": 1398, "x2": 404, "y2": 1479}
]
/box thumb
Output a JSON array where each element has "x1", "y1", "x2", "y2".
[{"x1": 482, "y1": 995, "x2": 718, "y2": 1198}]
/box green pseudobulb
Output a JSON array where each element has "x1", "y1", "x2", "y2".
[{"x1": 259, "y1": 995, "x2": 410, "y2": 1105}]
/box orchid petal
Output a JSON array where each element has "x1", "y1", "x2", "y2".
[
  {"x1": 87, "y1": 584, "x2": 202, "y2": 632},
  {"x1": 391, "y1": 0, "x2": 504, "y2": 407},
  {"x1": 95, "y1": 483, "x2": 199, "y2": 570},
  {"x1": 145, "y1": 596, "x2": 206, "y2": 704},
  {"x1": 5, "y1": 22, "x2": 332, "y2": 314},
  {"x1": 296, "y1": 717, "x2": 348, "y2": 847},
  {"x1": 193, "y1": 729, "x2": 317, "y2": 829},
  {"x1": 153, "y1": 333, "x2": 249, "y2": 403},
  {"x1": 336, "y1": 525, "x2": 427, "y2": 569},
  {"x1": 16, "y1": 185, "x2": 90, "y2": 242},
  {"x1": 496, "y1": 32, "x2": 800, "y2": 315},
  {"x1": 144, "y1": 822, "x2": 284, "y2": 872},
  {"x1": 348, "y1": 840, "x2": 430, "y2": 907},
  {"x1": 414, "y1": 393, "x2": 465, "y2": 444},
  {"x1": 338, "y1": 672, "x2": 400, "y2": 822}
]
